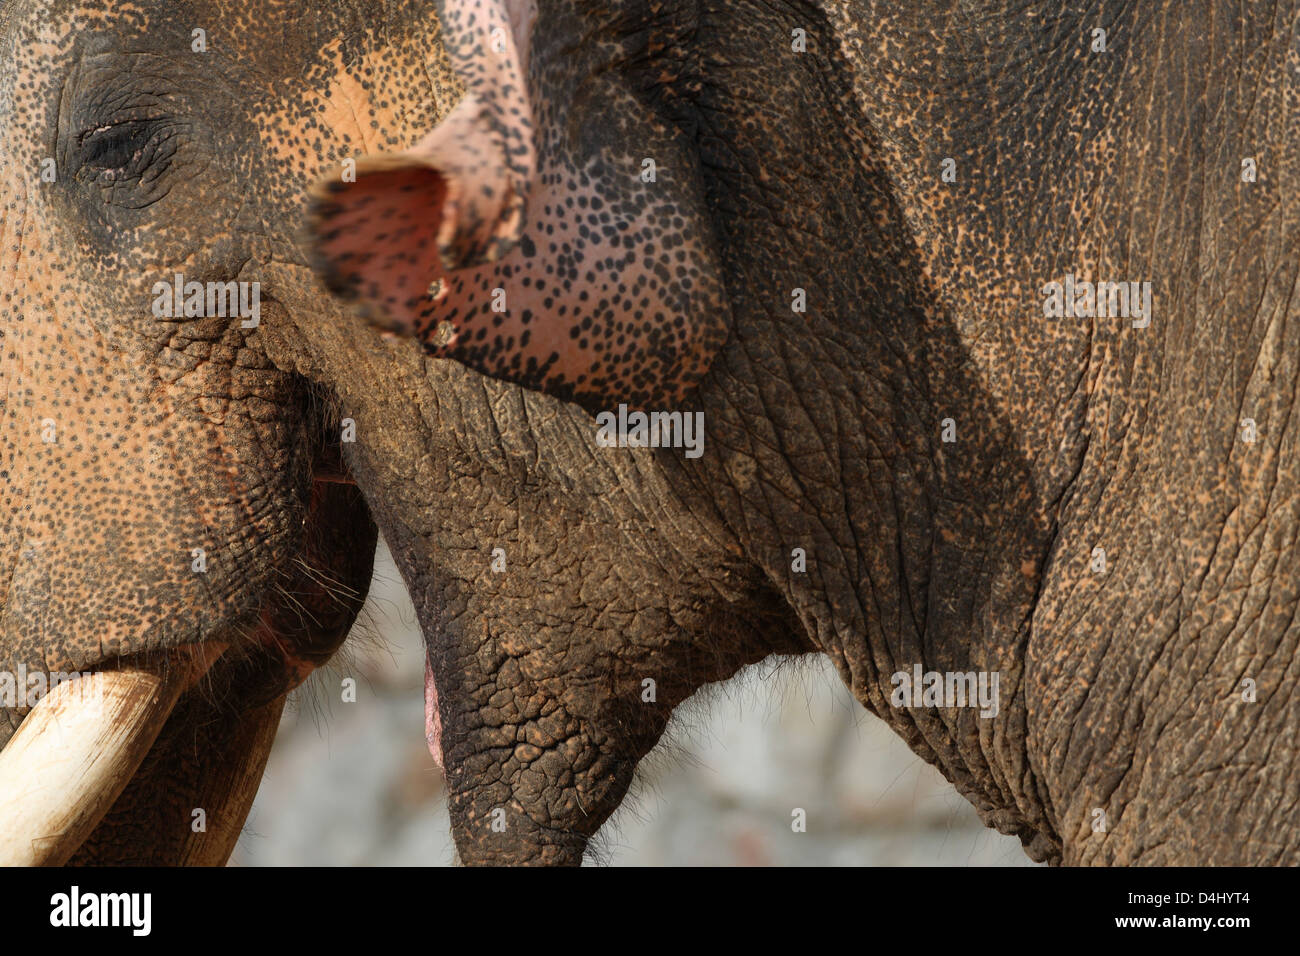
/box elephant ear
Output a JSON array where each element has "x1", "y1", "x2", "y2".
[{"x1": 308, "y1": 0, "x2": 731, "y2": 413}]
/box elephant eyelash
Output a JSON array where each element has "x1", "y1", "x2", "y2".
[{"x1": 76, "y1": 118, "x2": 173, "y2": 180}]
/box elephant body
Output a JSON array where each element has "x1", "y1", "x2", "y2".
[{"x1": 1, "y1": 0, "x2": 1297, "y2": 865}]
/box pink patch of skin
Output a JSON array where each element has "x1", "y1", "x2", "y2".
[
  {"x1": 422, "y1": 0, "x2": 538, "y2": 269},
  {"x1": 310, "y1": 0, "x2": 731, "y2": 410},
  {"x1": 424, "y1": 656, "x2": 444, "y2": 769},
  {"x1": 315, "y1": 139, "x2": 725, "y2": 406}
]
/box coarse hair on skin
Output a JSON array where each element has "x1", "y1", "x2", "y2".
[
  {"x1": 585, "y1": 652, "x2": 838, "y2": 865},
  {"x1": 281, "y1": 558, "x2": 406, "y2": 733}
]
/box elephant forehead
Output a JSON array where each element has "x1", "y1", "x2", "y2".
[
  {"x1": 7, "y1": 1, "x2": 445, "y2": 93},
  {"x1": 257, "y1": 37, "x2": 454, "y2": 177}
]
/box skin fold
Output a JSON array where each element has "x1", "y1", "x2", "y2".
[{"x1": 2, "y1": 0, "x2": 1298, "y2": 866}]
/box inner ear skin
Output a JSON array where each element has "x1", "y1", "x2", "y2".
[
  {"x1": 311, "y1": 113, "x2": 731, "y2": 413},
  {"x1": 402, "y1": 0, "x2": 538, "y2": 271},
  {"x1": 310, "y1": 0, "x2": 733, "y2": 414}
]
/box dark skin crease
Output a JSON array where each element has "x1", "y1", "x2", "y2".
[{"x1": 2, "y1": 0, "x2": 1298, "y2": 866}]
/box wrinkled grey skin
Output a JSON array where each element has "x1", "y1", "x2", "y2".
[
  {"x1": 3, "y1": 0, "x2": 1298, "y2": 866},
  {"x1": 315, "y1": 0, "x2": 1300, "y2": 865}
]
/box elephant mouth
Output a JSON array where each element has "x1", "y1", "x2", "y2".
[
  {"x1": 0, "y1": 437, "x2": 377, "y2": 866},
  {"x1": 234, "y1": 452, "x2": 373, "y2": 694}
]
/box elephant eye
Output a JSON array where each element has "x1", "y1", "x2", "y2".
[{"x1": 76, "y1": 118, "x2": 173, "y2": 182}]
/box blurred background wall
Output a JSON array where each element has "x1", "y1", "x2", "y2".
[{"x1": 232, "y1": 540, "x2": 1035, "y2": 866}]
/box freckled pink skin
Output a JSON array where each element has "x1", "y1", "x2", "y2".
[{"x1": 425, "y1": 657, "x2": 443, "y2": 769}]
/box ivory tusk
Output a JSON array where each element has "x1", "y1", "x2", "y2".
[
  {"x1": 0, "y1": 645, "x2": 224, "y2": 866},
  {"x1": 178, "y1": 693, "x2": 285, "y2": 866}
]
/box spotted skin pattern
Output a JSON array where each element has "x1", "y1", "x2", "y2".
[
  {"x1": 0, "y1": 0, "x2": 423, "y2": 862},
  {"x1": 308, "y1": 0, "x2": 1300, "y2": 868},
  {"x1": 310, "y1": 0, "x2": 731, "y2": 411},
  {"x1": 4, "y1": 0, "x2": 1300, "y2": 870}
]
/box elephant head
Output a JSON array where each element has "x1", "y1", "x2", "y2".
[
  {"x1": 302, "y1": 0, "x2": 1048, "y2": 864},
  {"x1": 5, "y1": 0, "x2": 1298, "y2": 869},
  {"x1": 310, "y1": 0, "x2": 1300, "y2": 867},
  {"x1": 0, "y1": 0, "x2": 470, "y2": 862},
  {"x1": 0, "y1": 0, "x2": 778, "y2": 868}
]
